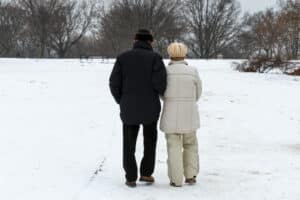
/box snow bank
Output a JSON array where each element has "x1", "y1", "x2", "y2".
[{"x1": 0, "y1": 58, "x2": 299, "y2": 200}]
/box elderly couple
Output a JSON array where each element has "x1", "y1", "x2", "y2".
[{"x1": 109, "y1": 29, "x2": 202, "y2": 188}]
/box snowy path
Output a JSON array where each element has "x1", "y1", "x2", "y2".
[{"x1": 0, "y1": 59, "x2": 300, "y2": 200}]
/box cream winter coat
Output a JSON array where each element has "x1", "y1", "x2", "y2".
[{"x1": 160, "y1": 60, "x2": 202, "y2": 134}]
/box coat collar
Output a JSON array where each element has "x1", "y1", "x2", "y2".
[
  {"x1": 169, "y1": 60, "x2": 188, "y2": 66},
  {"x1": 133, "y1": 40, "x2": 153, "y2": 51}
]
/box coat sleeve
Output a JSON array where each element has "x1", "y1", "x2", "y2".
[
  {"x1": 109, "y1": 58, "x2": 123, "y2": 104},
  {"x1": 152, "y1": 54, "x2": 167, "y2": 96},
  {"x1": 194, "y1": 68, "x2": 202, "y2": 101}
]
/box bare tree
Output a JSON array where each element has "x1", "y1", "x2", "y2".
[
  {"x1": 0, "y1": 1, "x2": 25, "y2": 56},
  {"x1": 183, "y1": 0, "x2": 241, "y2": 58},
  {"x1": 254, "y1": 9, "x2": 284, "y2": 58},
  {"x1": 279, "y1": 0, "x2": 300, "y2": 59},
  {"x1": 68, "y1": 35, "x2": 100, "y2": 58},
  {"x1": 229, "y1": 13, "x2": 258, "y2": 59},
  {"x1": 16, "y1": 0, "x2": 56, "y2": 57},
  {"x1": 15, "y1": 0, "x2": 101, "y2": 58},
  {"x1": 234, "y1": 2, "x2": 300, "y2": 73},
  {"x1": 97, "y1": 0, "x2": 185, "y2": 57},
  {"x1": 48, "y1": 0, "x2": 102, "y2": 58}
]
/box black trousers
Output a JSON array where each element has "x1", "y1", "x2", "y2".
[{"x1": 123, "y1": 121, "x2": 158, "y2": 182}]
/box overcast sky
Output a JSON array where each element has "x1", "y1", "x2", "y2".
[
  {"x1": 239, "y1": 0, "x2": 278, "y2": 13},
  {"x1": 104, "y1": 0, "x2": 279, "y2": 13}
]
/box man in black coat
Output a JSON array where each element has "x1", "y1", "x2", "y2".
[{"x1": 109, "y1": 29, "x2": 167, "y2": 187}]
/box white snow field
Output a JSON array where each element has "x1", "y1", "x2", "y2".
[{"x1": 0, "y1": 58, "x2": 300, "y2": 200}]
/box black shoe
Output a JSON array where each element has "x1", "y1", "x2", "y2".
[{"x1": 125, "y1": 181, "x2": 137, "y2": 188}]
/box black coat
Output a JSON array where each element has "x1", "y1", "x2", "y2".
[{"x1": 109, "y1": 41, "x2": 167, "y2": 125}]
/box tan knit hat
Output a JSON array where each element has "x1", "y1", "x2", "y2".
[{"x1": 167, "y1": 42, "x2": 188, "y2": 59}]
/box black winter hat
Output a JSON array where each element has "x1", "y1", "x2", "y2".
[{"x1": 135, "y1": 29, "x2": 154, "y2": 42}]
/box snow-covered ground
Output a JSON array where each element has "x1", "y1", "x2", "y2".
[{"x1": 0, "y1": 58, "x2": 300, "y2": 200}]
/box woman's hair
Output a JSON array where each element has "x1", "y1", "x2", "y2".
[{"x1": 167, "y1": 42, "x2": 188, "y2": 59}]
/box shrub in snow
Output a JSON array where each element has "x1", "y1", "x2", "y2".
[
  {"x1": 285, "y1": 63, "x2": 300, "y2": 76},
  {"x1": 233, "y1": 56, "x2": 300, "y2": 76}
]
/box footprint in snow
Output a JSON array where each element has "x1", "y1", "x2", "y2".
[
  {"x1": 205, "y1": 91, "x2": 215, "y2": 96},
  {"x1": 248, "y1": 170, "x2": 271, "y2": 176},
  {"x1": 287, "y1": 144, "x2": 300, "y2": 152},
  {"x1": 216, "y1": 144, "x2": 225, "y2": 149},
  {"x1": 158, "y1": 159, "x2": 166, "y2": 164},
  {"x1": 206, "y1": 172, "x2": 220, "y2": 177},
  {"x1": 29, "y1": 80, "x2": 36, "y2": 84}
]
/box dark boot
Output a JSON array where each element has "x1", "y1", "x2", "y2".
[
  {"x1": 170, "y1": 182, "x2": 182, "y2": 187},
  {"x1": 185, "y1": 176, "x2": 197, "y2": 185},
  {"x1": 125, "y1": 181, "x2": 137, "y2": 188},
  {"x1": 139, "y1": 176, "x2": 155, "y2": 183}
]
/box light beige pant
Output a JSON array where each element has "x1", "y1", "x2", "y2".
[{"x1": 165, "y1": 133, "x2": 199, "y2": 186}]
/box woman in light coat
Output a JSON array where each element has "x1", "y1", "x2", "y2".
[{"x1": 160, "y1": 42, "x2": 202, "y2": 187}]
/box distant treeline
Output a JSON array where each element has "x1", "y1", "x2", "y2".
[{"x1": 0, "y1": 0, "x2": 299, "y2": 59}]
